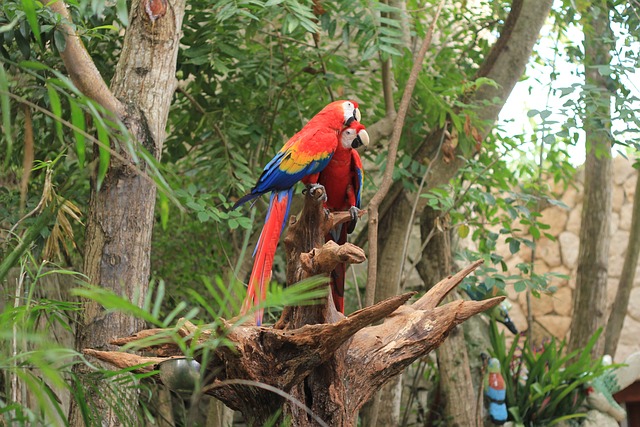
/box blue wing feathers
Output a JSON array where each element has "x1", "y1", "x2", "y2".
[
  {"x1": 234, "y1": 152, "x2": 332, "y2": 210},
  {"x1": 355, "y1": 168, "x2": 363, "y2": 208}
]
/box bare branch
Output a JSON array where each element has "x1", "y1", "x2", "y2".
[
  {"x1": 413, "y1": 259, "x2": 484, "y2": 310},
  {"x1": 365, "y1": 0, "x2": 445, "y2": 307},
  {"x1": 83, "y1": 349, "x2": 172, "y2": 372},
  {"x1": 19, "y1": 105, "x2": 34, "y2": 213},
  {"x1": 48, "y1": 0, "x2": 124, "y2": 117}
]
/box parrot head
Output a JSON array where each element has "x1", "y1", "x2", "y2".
[
  {"x1": 341, "y1": 121, "x2": 370, "y2": 149},
  {"x1": 312, "y1": 100, "x2": 362, "y2": 130},
  {"x1": 340, "y1": 100, "x2": 361, "y2": 126}
]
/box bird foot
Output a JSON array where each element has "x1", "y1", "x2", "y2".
[
  {"x1": 349, "y1": 206, "x2": 360, "y2": 222},
  {"x1": 347, "y1": 206, "x2": 360, "y2": 234}
]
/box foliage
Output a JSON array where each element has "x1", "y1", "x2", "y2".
[
  {"x1": 0, "y1": 257, "x2": 81, "y2": 425},
  {"x1": 1, "y1": 0, "x2": 639, "y2": 423},
  {"x1": 0, "y1": 243, "x2": 328, "y2": 425},
  {"x1": 488, "y1": 322, "x2": 612, "y2": 426}
]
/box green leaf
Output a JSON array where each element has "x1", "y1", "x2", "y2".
[
  {"x1": 18, "y1": 60, "x2": 49, "y2": 70},
  {"x1": 0, "y1": 63, "x2": 12, "y2": 167},
  {"x1": 159, "y1": 192, "x2": 169, "y2": 230},
  {"x1": 46, "y1": 83, "x2": 63, "y2": 142},
  {"x1": 197, "y1": 210, "x2": 208, "y2": 222},
  {"x1": 95, "y1": 119, "x2": 111, "y2": 190},
  {"x1": 508, "y1": 239, "x2": 520, "y2": 254},
  {"x1": 116, "y1": 0, "x2": 129, "y2": 26},
  {"x1": 15, "y1": 28, "x2": 31, "y2": 58},
  {"x1": 21, "y1": 0, "x2": 42, "y2": 46},
  {"x1": 378, "y1": 43, "x2": 402, "y2": 56},
  {"x1": 53, "y1": 28, "x2": 66, "y2": 52},
  {"x1": 514, "y1": 281, "x2": 527, "y2": 293},
  {"x1": 458, "y1": 224, "x2": 470, "y2": 238},
  {"x1": 529, "y1": 225, "x2": 541, "y2": 239},
  {"x1": 69, "y1": 100, "x2": 86, "y2": 167}
]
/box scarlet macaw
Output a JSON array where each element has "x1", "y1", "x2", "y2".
[
  {"x1": 233, "y1": 100, "x2": 362, "y2": 325},
  {"x1": 308, "y1": 121, "x2": 369, "y2": 313}
]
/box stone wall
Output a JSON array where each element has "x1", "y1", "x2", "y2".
[{"x1": 496, "y1": 155, "x2": 639, "y2": 361}]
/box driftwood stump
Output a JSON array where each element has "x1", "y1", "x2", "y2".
[{"x1": 84, "y1": 185, "x2": 503, "y2": 426}]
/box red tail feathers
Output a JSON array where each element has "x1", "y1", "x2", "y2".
[{"x1": 241, "y1": 189, "x2": 292, "y2": 325}]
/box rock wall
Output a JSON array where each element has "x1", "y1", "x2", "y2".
[{"x1": 496, "y1": 155, "x2": 639, "y2": 361}]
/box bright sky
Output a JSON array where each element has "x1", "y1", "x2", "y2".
[{"x1": 497, "y1": 4, "x2": 640, "y2": 167}]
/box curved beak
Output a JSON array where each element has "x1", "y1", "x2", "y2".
[
  {"x1": 345, "y1": 107, "x2": 362, "y2": 126},
  {"x1": 351, "y1": 129, "x2": 370, "y2": 149}
]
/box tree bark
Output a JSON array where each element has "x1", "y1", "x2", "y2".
[
  {"x1": 361, "y1": 193, "x2": 412, "y2": 426},
  {"x1": 83, "y1": 188, "x2": 503, "y2": 427},
  {"x1": 605, "y1": 172, "x2": 640, "y2": 355},
  {"x1": 568, "y1": 1, "x2": 613, "y2": 358},
  {"x1": 62, "y1": 0, "x2": 187, "y2": 424},
  {"x1": 356, "y1": 2, "x2": 554, "y2": 423},
  {"x1": 417, "y1": 206, "x2": 476, "y2": 427}
]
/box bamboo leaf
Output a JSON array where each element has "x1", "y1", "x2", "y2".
[
  {"x1": 116, "y1": 0, "x2": 129, "y2": 26},
  {"x1": 21, "y1": 0, "x2": 42, "y2": 46},
  {"x1": 0, "y1": 63, "x2": 12, "y2": 167},
  {"x1": 159, "y1": 191, "x2": 169, "y2": 230},
  {"x1": 46, "y1": 83, "x2": 63, "y2": 142},
  {"x1": 70, "y1": 100, "x2": 86, "y2": 167},
  {"x1": 95, "y1": 119, "x2": 110, "y2": 190}
]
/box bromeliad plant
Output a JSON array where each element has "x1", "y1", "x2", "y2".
[{"x1": 488, "y1": 322, "x2": 611, "y2": 426}]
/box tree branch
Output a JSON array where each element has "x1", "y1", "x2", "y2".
[
  {"x1": 48, "y1": 1, "x2": 124, "y2": 117},
  {"x1": 365, "y1": 0, "x2": 445, "y2": 307},
  {"x1": 605, "y1": 170, "x2": 640, "y2": 355}
]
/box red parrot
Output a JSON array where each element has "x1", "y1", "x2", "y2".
[
  {"x1": 233, "y1": 100, "x2": 362, "y2": 325},
  {"x1": 307, "y1": 121, "x2": 369, "y2": 313}
]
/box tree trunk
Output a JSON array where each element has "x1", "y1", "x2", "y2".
[
  {"x1": 354, "y1": 2, "x2": 554, "y2": 423},
  {"x1": 417, "y1": 206, "x2": 476, "y2": 427},
  {"x1": 568, "y1": 1, "x2": 613, "y2": 357},
  {"x1": 82, "y1": 187, "x2": 504, "y2": 426},
  {"x1": 361, "y1": 192, "x2": 413, "y2": 426},
  {"x1": 605, "y1": 172, "x2": 640, "y2": 355},
  {"x1": 354, "y1": 0, "x2": 555, "y2": 287},
  {"x1": 65, "y1": 0, "x2": 187, "y2": 424}
]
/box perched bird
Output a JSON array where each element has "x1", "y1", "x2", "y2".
[
  {"x1": 233, "y1": 100, "x2": 362, "y2": 325},
  {"x1": 484, "y1": 357, "x2": 508, "y2": 425},
  {"x1": 305, "y1": 121, "x2": 369, "y2": 313},
  {"x1": 464, "y1": 283, "x2": 518, "y2": 334}
]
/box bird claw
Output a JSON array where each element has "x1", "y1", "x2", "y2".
[
  {"x1": 349, "y1": 206, "x2": 360, "y2": 222},
  {"x1": 324, "y1": 208, "x2": 331, "y2": 220},
  {"x1": 347, "y1": 206, "x2": 360, "y2": 234}
]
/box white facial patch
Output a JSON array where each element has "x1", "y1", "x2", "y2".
[
  {"x1": 341, "y1": 128, "x2": 356, "y2": 149},
  {"x1": 342, "y1": 101, "x2": 359, "y2": 124}
]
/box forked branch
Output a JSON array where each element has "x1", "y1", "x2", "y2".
[{"x1": 83, "y1": 184, "x2": 500, "y2": 426}]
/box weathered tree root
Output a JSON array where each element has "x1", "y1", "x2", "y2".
[{"x1": 83, "y1": 185, "x2": 502, "y2": 426}]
